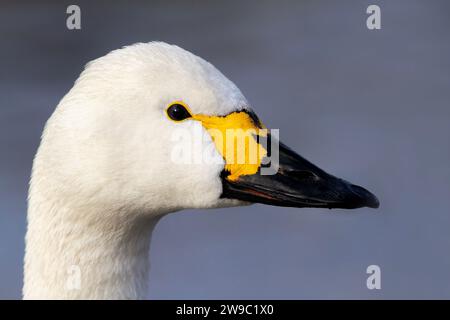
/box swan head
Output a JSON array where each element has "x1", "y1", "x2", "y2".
[{"x1": 35, "y1": 42, "x2": 378, "y2": 220}]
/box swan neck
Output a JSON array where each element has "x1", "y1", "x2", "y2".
[{"x1": 24, "y1": 198, "x2": 161, "y2": 299}]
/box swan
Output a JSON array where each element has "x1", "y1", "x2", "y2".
[{"x1": 23, "y1": 42, "x2": 379, "y2": 299}]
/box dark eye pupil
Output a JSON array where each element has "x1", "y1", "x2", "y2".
[{"x1": 167, "y1": 104, "x2": 191, "y2": 121}]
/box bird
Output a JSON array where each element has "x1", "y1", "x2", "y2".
[{"x1": 23, "y1": 42, "x2": 379, "y2": 299}]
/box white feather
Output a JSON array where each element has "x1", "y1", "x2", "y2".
[{"x1": 24, "y1": 42, "x2": 247, "y2": 299}]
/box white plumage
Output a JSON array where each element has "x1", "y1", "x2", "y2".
[{"x1": 24, "y1": 42, "x2": 247, "y2": 299}]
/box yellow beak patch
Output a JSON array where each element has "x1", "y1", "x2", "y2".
[{"x1": 192, "y1": 111, "x2": 267, "y2": 181}]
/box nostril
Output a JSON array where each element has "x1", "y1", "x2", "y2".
[{"x1": 287, "y1": 170, "x2": 319, "y2": 182}]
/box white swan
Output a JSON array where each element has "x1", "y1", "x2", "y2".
[{"x1": 23, "y1": 42, "x2": 379, "y2": 299}]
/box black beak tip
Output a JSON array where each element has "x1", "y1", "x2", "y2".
[{"x1": 349, "y1": 184, "x2": 380, "y2": 209}]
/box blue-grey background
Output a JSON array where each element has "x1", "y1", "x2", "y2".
[{"x1": 1, "y1": 0, "x2": 449, "y2": 299}]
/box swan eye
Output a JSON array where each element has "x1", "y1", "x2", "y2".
[{"x1": 166, "y1": 103, "x2": 192, "y2": 121}]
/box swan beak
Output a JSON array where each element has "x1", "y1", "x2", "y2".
[{"x1": 220, "y1": 141, "x2": 380, "y2": 209}]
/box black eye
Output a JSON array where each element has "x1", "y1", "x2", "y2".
[{"x1": 167, "y1": 103, "x2": 191, "y2": 121}]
